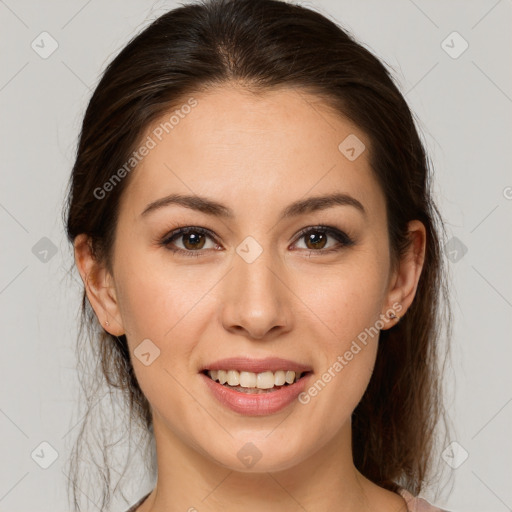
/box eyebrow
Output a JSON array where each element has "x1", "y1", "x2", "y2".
[{"x1": 140, "y1": 192, "x2": 366, "y2": 220}]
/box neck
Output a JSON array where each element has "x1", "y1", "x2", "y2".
[{"x1": 141, "y1": 415, "x2": 384, "y2": 512}]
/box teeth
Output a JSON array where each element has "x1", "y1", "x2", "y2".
[
  {"x1": 256, "y1": 371, "x2": 274, "y2": 389},
  {"x1": 227, "y1": 370, "x2": 239, "y2": 386},
  {"x1": 206, "y1": 369, "x2": 304, "y2": 389},
  {"x1": 285, "y1": 370, "x2": 295, "y2": 384},
  {"x1": 239, "y1": 371, "x2": 257, "y2": 387},
  {"x1": 274, "y1": 370, "x2": 286, "y2": 386}
]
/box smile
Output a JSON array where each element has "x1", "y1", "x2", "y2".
[
  {"x1": 204, "y1": 369, "x2": 306, "y2": 393},
  {"x1": 200, "y1": 359, "x2": 312, "y2": 415}
]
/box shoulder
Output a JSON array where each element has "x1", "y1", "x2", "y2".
[{"x1": 397, "y1": 487, "x2": 452, "y2": 512}]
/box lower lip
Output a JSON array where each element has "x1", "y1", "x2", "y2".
[{"x1": 200, "y1": 372, "x2": 311, "y2": 416}]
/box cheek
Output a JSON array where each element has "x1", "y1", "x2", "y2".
[
  {"x1": 113, "y1": 250, "x2": 209, "y2": 416},
  {"x1": 296, "y1": 254, "x2": 388, "y2": 344},
  {"x1": 112, "y1": 246, "x2": 224, "y2": 395},
  {"x1": 113, "y1": 245, "x2": 210, "y2": 340},
  {"x1": 292, "y1": 254, "x2": 387, "y2": 412}
]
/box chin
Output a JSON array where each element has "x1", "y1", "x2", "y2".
[{"x1": 201, "y1": 433, "x2": 310, "y2": 474}]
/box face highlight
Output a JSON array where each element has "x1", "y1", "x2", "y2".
[{"x1": 86, "y1": 85, "x2": 411, "y2": 474}]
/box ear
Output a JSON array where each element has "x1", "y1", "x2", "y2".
[
  {"x1": 73, "y1": 234, "x2": 125, "y2": 336},
  {"x1": 381, "y1": 220, "x2": 426, "y2": 329}
]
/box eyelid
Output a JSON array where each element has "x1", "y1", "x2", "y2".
[{"x1": 160, "y1": 226, "x2": 219, "y2": 247}]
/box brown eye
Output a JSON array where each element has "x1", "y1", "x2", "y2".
[
  {"x1": 161, "y1": 227, "x2": 218, "y2": 256},
  {"x1": 293, "y1": 226, "x2": 355, "y2": 254},
  {"x1": 181, "y1": 232, "x2": 206, "y2": 250},
  {"x1": 303, "y1": 230, "x2": 328, "y2": 250}
]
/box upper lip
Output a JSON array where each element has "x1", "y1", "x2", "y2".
[{"x1": 200, "y1": 357, "x2": 313, "y2": 374}]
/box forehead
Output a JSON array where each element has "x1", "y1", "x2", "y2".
[{"x1": 120, "y1": 85, "x2": 384, "y2": 221}]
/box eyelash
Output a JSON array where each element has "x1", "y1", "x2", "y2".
[{"x1": 159, "y1": 225, "x2": 355, "y2": 258}]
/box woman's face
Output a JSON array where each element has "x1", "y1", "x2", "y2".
[{"x1": 83, "y1": 85, "x2": 421, "y2": 473}]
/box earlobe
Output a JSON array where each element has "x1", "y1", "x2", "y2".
[
  {"x1": 381, "y1": 220, "x2": 426, "y2": 329},
  {"x1": 74, "y1": 234, "x2": 125, "y2": 336}
]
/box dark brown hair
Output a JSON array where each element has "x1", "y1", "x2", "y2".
[{"x1": 63, "y1": 0, "x2": 452, "y2": 509}]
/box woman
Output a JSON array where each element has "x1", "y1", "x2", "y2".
[{"x1": 64, "y1": 0, "x2": 452, "y2": 510}]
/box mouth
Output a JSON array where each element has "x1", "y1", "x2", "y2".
[
  {"x1": 201, "y1": 369, "x2": 311, "y2": 394},
  {"x1": 199, "y1": 357, "x2": 313, "y2": 415}
]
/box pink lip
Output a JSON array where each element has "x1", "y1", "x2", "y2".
[
  {"x1": 200, "y1": 357, "x2": 313, "y2": 374},
  {"x1": 200, "y1": 372, "x2": 311, "y2": 416}
]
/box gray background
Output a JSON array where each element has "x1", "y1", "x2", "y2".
[{"x1": 1, "y1": 0, "x2": 511, "y2": 511}]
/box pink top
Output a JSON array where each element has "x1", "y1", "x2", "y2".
[
  {"x1": 126, "y1": 488, "x2": 450, "y2": 511},
  {"x1": 398, "y1": 487, "x2": 450, "y2": 511}
]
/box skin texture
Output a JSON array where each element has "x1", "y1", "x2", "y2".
[{"x1": 74, "y1": 84, "x2": 426, "y2": 512}]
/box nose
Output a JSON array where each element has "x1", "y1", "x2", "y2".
[{"x1": 220, "y1": 246, "x2": 293, "y2": 340}]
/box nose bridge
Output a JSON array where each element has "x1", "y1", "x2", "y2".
[{"x1": 221, "y1": 237, "x2": 291, "y2": 339}]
